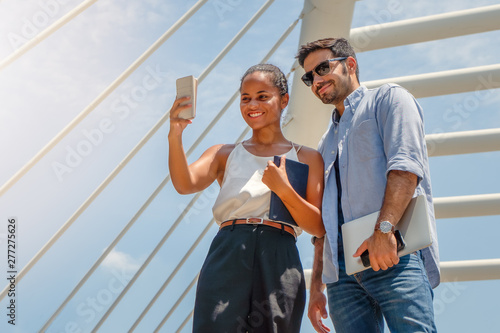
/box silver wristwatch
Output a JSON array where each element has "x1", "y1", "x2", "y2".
[{"x1": 375, "y1": 220, "x2": 395, "y2": 234}]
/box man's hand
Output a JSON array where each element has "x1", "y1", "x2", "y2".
[
  {"x1": 353, "y1": 170, "x2": 418, "y2": 270},
  {"x1": 308, "y1": 236, "x2": 330, "y2": 332},
  {"x1": 308, "y1": 288, "x2": 330, "y2": 333},
  {"x1": 353, "y1": 231, "x2": 399, "y2": 271}
]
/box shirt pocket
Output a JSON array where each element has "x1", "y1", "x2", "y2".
[{"x1": 350, "y1": 119, "x2": 384, "y2": 162}]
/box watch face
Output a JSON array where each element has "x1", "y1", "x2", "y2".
[{"x1": 379, "y1": 221, "x2": 393, "y2": 233}]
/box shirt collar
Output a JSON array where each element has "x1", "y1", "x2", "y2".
[
  {"x1": 344, "y1": 85, "x2": 367, "y2": 114},
  {"x1": 331, "y1": 107, "x2": 341, "y2": 123},
  {"x1": 332, "y1": 85, "x2": 367, "y2": 120}
]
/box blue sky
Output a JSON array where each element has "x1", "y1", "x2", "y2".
[{"x1": 0, "y1": 0, "x2": 499, "y2": 332}]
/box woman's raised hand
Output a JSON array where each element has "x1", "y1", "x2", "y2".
[{"x1": 169, "y1": 96, "x2": 193, "y2": 137}]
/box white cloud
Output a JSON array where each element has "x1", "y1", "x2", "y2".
[{"x1": 102, "y1": 249, "x2": 141, "y2": 273}]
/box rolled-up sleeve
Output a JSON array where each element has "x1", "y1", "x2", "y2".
[{"x1": 376, "y1": 85, "x2": 426, "y2": 184}]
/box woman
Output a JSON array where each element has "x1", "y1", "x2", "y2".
[{"x1": 168, "y1": 64, "x2": 324, "y2": 332}]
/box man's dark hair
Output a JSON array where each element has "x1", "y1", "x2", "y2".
[
  {"x1": 240, "y1": 63, "x2": 288, "y2": 96},
  {"x1": 296, "y1": 37, "x2": 360, "y2": 83}
]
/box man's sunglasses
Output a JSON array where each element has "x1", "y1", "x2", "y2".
[{"x1": 301, "y1": 57, "x2": 348, "y2": 87}]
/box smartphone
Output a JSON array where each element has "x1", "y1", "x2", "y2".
[
  {"x1": 175, "y1": 75, "x2": 198, "y2": 119},
  {"x1": 360, "y1": 230, "x2": 406, "y2": 268}
]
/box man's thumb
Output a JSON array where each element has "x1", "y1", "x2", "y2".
[{"x1": 353, "y1": 240, "x2": 368, "y2": 257}]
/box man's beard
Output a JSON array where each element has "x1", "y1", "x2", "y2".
[
  {"x1": 317, "y1": 80, "x2": 348, "y2": 105},
  {"x1": 318, "y1": 64, "x2": 351, "y2": 105}
]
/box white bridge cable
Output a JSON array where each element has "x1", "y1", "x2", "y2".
[
  {"x1": 90, "y1": 127, "x2": 251, "y2": 333},
  {"x1": 42, "y1": 88, "x2": 240, "y2": 330},
  {"x1": 175, "y1": 16, "x2": 300, "y2": 163},
  {"x1": 89, "y1": 189, "x2": 205, "y2": 333},
  {"x1": 1, "y1": 0, "x2": 493, "y2": 330},
  {"x1": 0, "y1": 104, "x2": 174, "y2": 303},
  {"x1": 440, "y1": 259, "x2": 500, "y2": 282},
  {"x1": 433, "y1": 193, "x2": 500, "y2": 219},
  {"x1": 426, "y1": 128, "x2": 500, "y2": 157},
  {"x1": 198, "y1": 0, "x2": 275, "y2": 82},
  {"x1": 153, "y1": 66, "x2": 495, "y2": 331},
  {"x1": 130, "y1": 19, "x2": 301, "y2": 329},
  {"x1": 158, "y1": 3, "x2": 499, "y2": 331},
  {"x1": 0, "y1": 90, "x2": 183, "y2": 304},
  {"x1": 0, "y1": 0, "x2": 100, "y2": 71},
  {"x1": 350, "y1": 4, "x2": 500, "y2": 53},
  {"x1": 363, "y1": 63, "x2": 500, "y2": 99},
  {"x1": 176, "y1": 309, "x2": 195, "y2": 333},
  {"x1": 128, "y1": 220, "x2": 213, "y2": 332},
  {"x1": 153, "y1": 62, "x2": 298, "y2": 333},
  {"x1": 131, "y1": 130, "x2": 252, "y2": 332},
  {"x1": 40, "y1": 9, "x2": 296, "y2": 332},
  {"x1": 0, "y1": 0, "x2": 210, "y2": 198},
  {"x1": 155, "y1": 273, "x2": 200, "y2": 333},
  {"x1": 0, "y1": 1, "x2": 213, "y2": 294},
  {"x1": 90, "y1": 6, "x2": 296, "y2": 328},
  {"x1": 39, "y1": 176, "x2": 171, "y2": 331},
  {"x1": 39, "y1": 13, "x2": 299, "y2": 330},
  {"x1": 4, "y1": 0, "x2": 259, "y2": 306}
]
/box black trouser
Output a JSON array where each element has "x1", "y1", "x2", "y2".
[{"x1": 193, "y1": 224, "x2": 305, "y2": 333}]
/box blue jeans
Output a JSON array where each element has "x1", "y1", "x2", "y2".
[{"x1": 326, "y1": 247, "x2": 436, "y2": 333}]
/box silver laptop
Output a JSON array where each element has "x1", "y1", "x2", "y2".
[{"x1": 341, "y1": 194, "x2": 433, "y2": 275}]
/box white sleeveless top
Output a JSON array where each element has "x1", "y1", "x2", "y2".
[{"x1": 212, "y1": 142, "x2": 302, "y2": 235}]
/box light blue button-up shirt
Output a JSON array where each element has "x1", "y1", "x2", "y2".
[{"x1": 318, "y1": 84, "x2": 440, "y2": 288}]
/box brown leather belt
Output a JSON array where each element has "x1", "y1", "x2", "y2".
[{"x1": 220, "y1": 218, "x2": 296, "y2": 238}]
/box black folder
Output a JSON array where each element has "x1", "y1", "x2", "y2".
[{"x1": 268, "y1": 156, "x2": 309, "y2": 226}]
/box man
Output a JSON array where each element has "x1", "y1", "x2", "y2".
[{"x1": 296, "y1": 37, "x2": 440, "y2": 332}]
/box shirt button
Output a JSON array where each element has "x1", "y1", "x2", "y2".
[
  {"x1": 325, "y1": 170, "x2": 329, "y2": 175},
  {"x1": 331, "y1": 150, "x2": 335, "y2": 155}
]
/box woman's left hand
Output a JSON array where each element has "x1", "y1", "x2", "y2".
[{"x1": 262, "y1": 155, "x2": 291, "y2": 196}]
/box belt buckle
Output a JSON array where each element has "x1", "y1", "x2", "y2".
[{"x1": 246, "y1": 217, "x2": 264, "y2": 224}]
